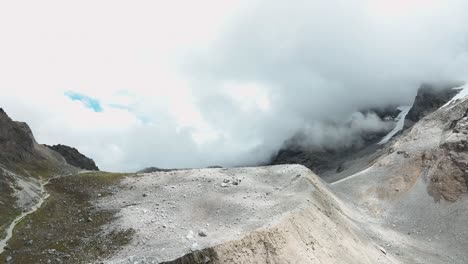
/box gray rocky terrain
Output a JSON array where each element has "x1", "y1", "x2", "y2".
[{"x1": 98, "y1": 165, "x2": 396, "y2": 264}]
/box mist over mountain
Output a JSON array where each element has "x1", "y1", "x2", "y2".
[
  {"x1": 1, "y1": 0, "x2": 468, "y2": 171},
  {"x1": 182, "y1": 0, "x2": 468, "y2": 166}
]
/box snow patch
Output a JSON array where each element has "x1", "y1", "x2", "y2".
[
  {"x1": 378, "y1": 106, "x2": 412, "y2": 145},
  {"x1": 442, "y1": 84, "x2": 468, "y2": 108},
  {"x1": 331, "y1": 165, "x2": 374, "y2": 185}
]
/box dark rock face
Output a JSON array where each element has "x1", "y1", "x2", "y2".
[
  {"x1": 137, "y1": 167, "x2": 172, "y2": 173},
  {"x1": 46, "y1": 144, "x2": 99, "y2": 171},
  {"x1": 0, "y1": 108, "x2": 37, "y2": 163},
  {"x1": 270, "y1": 140, "x2": 384, "y2": 176},
  {"x1": 271, "y1": 148, "x2": 337, "y2": 174},
  {"x1": 0, "y1": 108, "x2": 98, "y2": 171},
  {"x1": 424, "y1": 102, "x2": 468, "y2": 202},
  {"x1": 405, "y1": 83, "x2": 460, "y2": 128},
  {"x1": 360, "y1": 105, "x2": 402, "y2": 120}
]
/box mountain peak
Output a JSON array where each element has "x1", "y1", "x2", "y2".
[{"x1": 0, "y1": 108, "x2": 36, "y2": 163}]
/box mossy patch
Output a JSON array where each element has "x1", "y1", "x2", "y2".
[
  {"x1": 0, "y1": 172, "x2": 135, "y2": 264},
  {"x1": 0, "y1": 171, "x2": 20, "y2": 240},
  {"x1": 13, "y1": 159, "x2": 61, "y2": 179}
]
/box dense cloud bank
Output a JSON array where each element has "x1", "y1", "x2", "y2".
[{"x1": 182, "y1": 0, "x2": 468, "y2": 163}]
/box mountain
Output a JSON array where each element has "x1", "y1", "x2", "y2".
[
  {"x1": 0, "y1": 108, "x2": 79, "y2": 249},
  {"x1": 0, "y1": 108, "x2": 36, "y2": 164},
  {"x1": 332, "y1": 84, "x2": 468, "y2": 263},
  {"x1": 404, "y1": 82, "x2": 461, "y2": 128},
  {"x1": 270, "y1": 83, "x2": 462, "y2": 180},
  {"x1": 0, "y1": 108, "x2": 80, "y2": 176},
  {"x1": 0, "y1": 109, "x2": 101, "y2": 248},
  {"x1": 269, "y1": 108, "x2": 397, "y2": 178},
  {"x1": 1, "y1": 84, "x2": 468, "y2": 263},
  {"x1": 97, "y1": 84, "x2": 468, "y2": 263}
]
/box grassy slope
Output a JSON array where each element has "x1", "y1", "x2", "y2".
[
  {"x1": 0, "y1": 172, "x2": 135, "y2": 264},
  {"x1": 0, "y1": 158, "x2": 65, "y2": 240},
  {"x1": 0, "y1": 171, "x2": 20, "y2": 240}
]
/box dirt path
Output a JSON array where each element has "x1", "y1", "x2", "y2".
[{"x1": 0, "y1": 180, "x2": 49, "y2": 254}]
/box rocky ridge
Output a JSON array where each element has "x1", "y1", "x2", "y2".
[
  {"x1": 404, "y1": 83, "x2": 461, "y2": 128},
  {"x1": 0, "y1": 108, "x2": 37, "y2": 164},
  {"x1": 46, "y1": 144, "x2": 99, "y2": 171},
  {"x1": 331, "y1": 85, "x2": 468, "y2": 263},
  {"x1": 99, "y1": 165, "x2": 396, "y2": 264}
]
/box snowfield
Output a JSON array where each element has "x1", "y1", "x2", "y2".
[
  {"x1": 378, "y1": 105, "x2": 412, "y2": 145},
  {"x1": 442, "y1": 84, "x2": 468, "y2": 108}
]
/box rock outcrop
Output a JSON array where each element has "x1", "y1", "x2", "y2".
[
  {"x1": 404, "y1": 83, "x2": 461, "y2": 128},
  {"x1": 137, "y1": 167, "x2": 173, "y2": 173},
  {"x1": 46, "y1": 144, "x2": 99, "y2": 171},
  {"x1": 0, "y1": 108, "x2": 76, "y2": 174},
  {"x1": 0, "y1": 108, "x2": 37, "y2": 164}
]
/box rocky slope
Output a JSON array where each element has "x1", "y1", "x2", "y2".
[
  {"x1": 98, "y1": 165, "x2": 396, "y2": 264},
  {"x1": 332, "y1": 85, "x2": 468, "y2": 264},
  {"x1": 404, "y1": 83, "x2": 461, "y2": 128},
  {"x1": 0, "y1": 108, "x2": 77, "y2": 175},
  {"x1": 0, "y1": 109, "x2": 78, "y2": 244},
  {"x1": 0, "y1": 108, "x2": 36, "y2": 164},
  {"x1": 46, "y1": 144, "x2": 99, "y2": 171}
]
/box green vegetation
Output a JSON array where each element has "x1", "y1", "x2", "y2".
[
  {"x1": 0, "y1": 159, "x2": 62, "y2": 240},
  {"x1": 0, "y1": 171, "x2": 135, "y2": 264},
  {"x1": 13, "y1": 159, "x2": 62, "y2": 179},
  {"x1": 0, "y1": 185, "x2": 20, "y2": 241}
]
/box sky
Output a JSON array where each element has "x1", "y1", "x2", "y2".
[{"x1": 1, "y1": 0, "x2": 468, "y2": 172}]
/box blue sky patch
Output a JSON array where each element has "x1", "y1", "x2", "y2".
[{"x1": 65, "y1": 91, "x2": 103, "y2": 112}]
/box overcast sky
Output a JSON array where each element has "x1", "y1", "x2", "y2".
[{"x1": 1, "y1": 0, "x2": 468, "y2": 172}]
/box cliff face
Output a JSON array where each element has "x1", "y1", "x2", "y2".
[
  {"x1": 46, "y1": 144, "x2": 99, "y2": 171},
  {"x1": 0, "y1": 108, "x2": 37, "y2": 164},
  {"x1": 0, "y1": 108, "x2": 94, "y2": 173},
  {"x1": 404, "y1": 83, "x2": 460, "y2": 128}
]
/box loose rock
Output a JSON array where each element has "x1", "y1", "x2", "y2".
[{"x1": 198, "y1": 229, "x2": 208, "y2": 237}]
